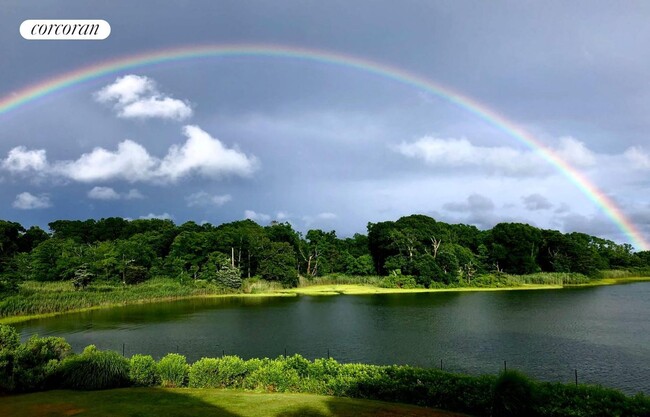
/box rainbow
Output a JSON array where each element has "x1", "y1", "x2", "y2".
[{"x1": 1, "y1": 43, "x2": 647, "y2": 249}]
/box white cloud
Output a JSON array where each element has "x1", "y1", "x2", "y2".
[
  {"x1": 87, "y1": 187, "x2": 144, "y2": 200},
  {"x1": 244, "y1": 210, "x2": 271, "y2": 222},
  {"x1": 4, "y1": 126, "x2": 257, "y2": 184},
  {"x1": 119, "y1": 96, "x2": 193, "y2": 120},
  {"x1": 55, "y1": 140, "x2": 157, "y2": 183},
  {"x1": 139, "y1": 212, "x2": 173, "y2": 220},
  {"x1": 1, "y1": 147, "x2": 48, "y2": 173},
  {"x1": 522, "y1": 193, "x2": 553, "y2": 211},
  {"x1": 12, "y1": 192, "x2": 51, "y2": 209},
  {"x1": 556, "y1": 136, "x2": 596, "y2": 167},
  {"x1": 395, "y1": 136, "x2": 597, "y2": 176},
  {"x1": 395, "y1": 136, "x2": 548, "y2": 176},
  {"x1": 157, "y1": 125, "x2": 258, "y2": 181},
  {"x1": 94, "y1": 75, "x2": 192, "y2": 121},
  {"x1": 186, "y1": 191, "x2": 232, "y2": 207},
  {"x1": 95, "y1": 74, "x2": 156, "y2": 105},
  {"x1": 624, "y1": 146, "x2": 650, "y2": 169},
  {"x1": 88, "y1": 186, "x2": 120, "y2": 200}
]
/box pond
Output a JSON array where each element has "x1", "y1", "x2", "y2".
[{"x1": 15, "y1": 282, "x2": 650, "y2": 395}]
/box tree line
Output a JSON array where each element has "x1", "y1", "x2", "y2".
[{"x1": 0, "y1": 214, "x2": 648, "y2": 294}]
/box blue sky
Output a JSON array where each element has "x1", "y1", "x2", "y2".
[{"x1": 2, "y1": 1, "x2": 650, "y2": 247}]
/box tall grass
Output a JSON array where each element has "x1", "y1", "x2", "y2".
[
  {"x1": 0, "y1": 278, "x2": 231, "y2": 319},
  {"x1": 470, "y1": 272, "x2": 590, "y2": 287},
  {"x1": 298, "y1": 274, "x2": 385, "y2": 287},
  {"x1": 241, "y1": 277, "x2": 284, "y2": 294}
]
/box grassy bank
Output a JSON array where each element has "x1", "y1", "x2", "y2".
[
  {"x1": 0, "y1": 388, "x2": 463, "y2": 417},
  {"x1": 2, "y1": 274, "x2": 649, "y2": 324},
  {"x1": 0, "y1": 278, "x2": 292, "y2": 325}
]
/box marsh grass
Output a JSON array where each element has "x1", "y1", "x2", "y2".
[
  {"x1": 241, "y1": 277, "x2": 285, "y2": 294},
  {"x1": 0, "y1": 278, "x2": 231, "y2": 320},
  {"x1": 298, "y1": 274, "x2": 385, "y2": 287}
]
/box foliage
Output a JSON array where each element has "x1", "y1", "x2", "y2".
[
  {"x1": 241, "y1": 277, "x2": 285, "y2": 294},
  {"x1": 492, "y1": 370, "x2": 536, "y2": 417},
  {"x1": 258, "y1": 241, "x2": 298, "y2": 287},
  {"x1": 0, "y1": 323, "x2": 20, "y2": 351},
  {"x1": 0, "y1": 214, "x2": 645, "y2": 294},
  {"x1": 244, "y1": 358, "x2": 302, "y2": 392},
  {"x1": 12, "y1": 335, "x2": 72, "y2": 392},
  {"x1": 129, "y1": 354, "x2": 159, "y2": 387},
  {"x1": 57, "y1": 345, "x2": 130, "y2": 390},
  {"x1": 157, "y1": 353, "x2": 188, "y2": 387},
  {"x1": 72, "y1": 264, "x2": 94, "y2": 290},
  {"x1": 214, "y1": 265, "x2": 243, "y2": 289},
  {"x1": 380, "y1": 273, "x2": 418, "y2": 289},
  {"x1": 188, "y1": 356, "x2": 249, "y2": 388}
]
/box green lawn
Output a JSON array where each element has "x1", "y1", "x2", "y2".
[{"x1": 0, "y1": 388, "x2": 469, "y2": 417}]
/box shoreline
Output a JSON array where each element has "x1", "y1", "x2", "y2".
[{"x1": 2, "y1": 276, "x2": 649, "y2": 325}]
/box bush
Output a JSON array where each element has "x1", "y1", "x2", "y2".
[
  {"x1": 157, "y1": 353, "x2": 188, "y2": 387},
  {"x1": 12, "y1": 335, "x2": 72, "y2": 392},
  {"x1": 492, "y1": 370, "x2": 536, "y2": 417},
  {"x1": 0, "y1": 324, "x2": 20, "y2": 351},
  {"x1": 0, "y1": 328, "x2": 72, "y2": 393},
  {"x1": 245, "y1": 358, "x2": 301, "y2": 392},
  {"x1": 129, "y1": 354, "x2": 159, "y2": 386},
  {"x1": 189, "y1": 356, "x2": 250, "y2": 388},
  {"x1": 381, "y1": 274, "x2": 418, "y2": 289},
  {"x1": 189, "y1": 357, "x2": 220, "y2": 388},
  {"x1": 57, "y1": 345, "x2": 130, "y2": 390}
]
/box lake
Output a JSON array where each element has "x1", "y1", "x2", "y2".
[{"x1": 15, "y1": 282, "x2": 650, "y2": 395}]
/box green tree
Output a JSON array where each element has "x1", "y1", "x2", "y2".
[
  {"x1": 485, "y1": 223, "x2": 542, "y2": 274},
  {"x1": 258, "y1": 241, "x2": 298, "y2": 287}
]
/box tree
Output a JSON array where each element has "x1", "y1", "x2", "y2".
[
  {"x1": 301, "y1": 229, "x2": 341, "y2": 276},
  {"x1": 345, "y1": 254, "x2": 375, "y2": 276},
  {"x1": 258, "y1": 241, "x2": 298, "y2": 287},
  {"x1": 167, "y1": 232, "x2": 210, "y2": 279},
  {"x1": 412, "y1": 253, "x2": 441, "y2": 287},
  {"x1": 484, "y1": 223, "x2": 542, "y2": 274},
  {"x1": 72, "y1": 264, "x2": 93, "y2": 290}
]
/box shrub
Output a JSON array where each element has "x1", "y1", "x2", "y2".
[
  {"x1": 129, "y1": 354, "x2": 159, "y2": 386},
  {"x1": 189, "y1": 357, "x2": 220, "y2": 388},
  {"x1": 0, "y1": 324, "x2": 20, "y2": 351},
  {"x1": 57, "y1": 345, "x2": 130, "y2": 390},
  {"x1": 381, "y1": 274, "x2": 418, "y2": 289},
  {"x1": 12, "y1": 335, "x2": 71, "y2": 392},
  {"x1": 492, "y1": 370, "x2": 536, "y2": 417},
  {"x1": 157, "y1": 353, "x2": 188, "y2": 387},
  {"x1": 1, "y1": 329, "x2": 72, "y2": 393},
  {"x1": 189, "y1": 356, "x2": 251, "y2": 388},
  {"x1": 244, "y1": 358, "x2": 301, "y2": 392}
]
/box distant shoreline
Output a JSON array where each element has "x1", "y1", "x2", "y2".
[{"x1": 2, "y1": 277, "x2": 649, "y2": 326}]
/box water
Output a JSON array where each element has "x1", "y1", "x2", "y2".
[{"x1": 14, "y1": 282, "x2": 650, "y2": 394}]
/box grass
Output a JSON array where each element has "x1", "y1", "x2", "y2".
[
  {"x1": 2, "y1": 273, "x2": 649, "y2": 324},
  {"x1": 282, "y1": 283, "x2": 561, "y2": 296},
  {"x1": 0, "y1": 388, "x2": 468, "y2": 417},
  {"x1": 0, "y1": 278, "x2": 293, "y2": 325}
]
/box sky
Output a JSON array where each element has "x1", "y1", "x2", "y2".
[{"x1": 2, "y1": 1, "x2": 650, "y2": 248}]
